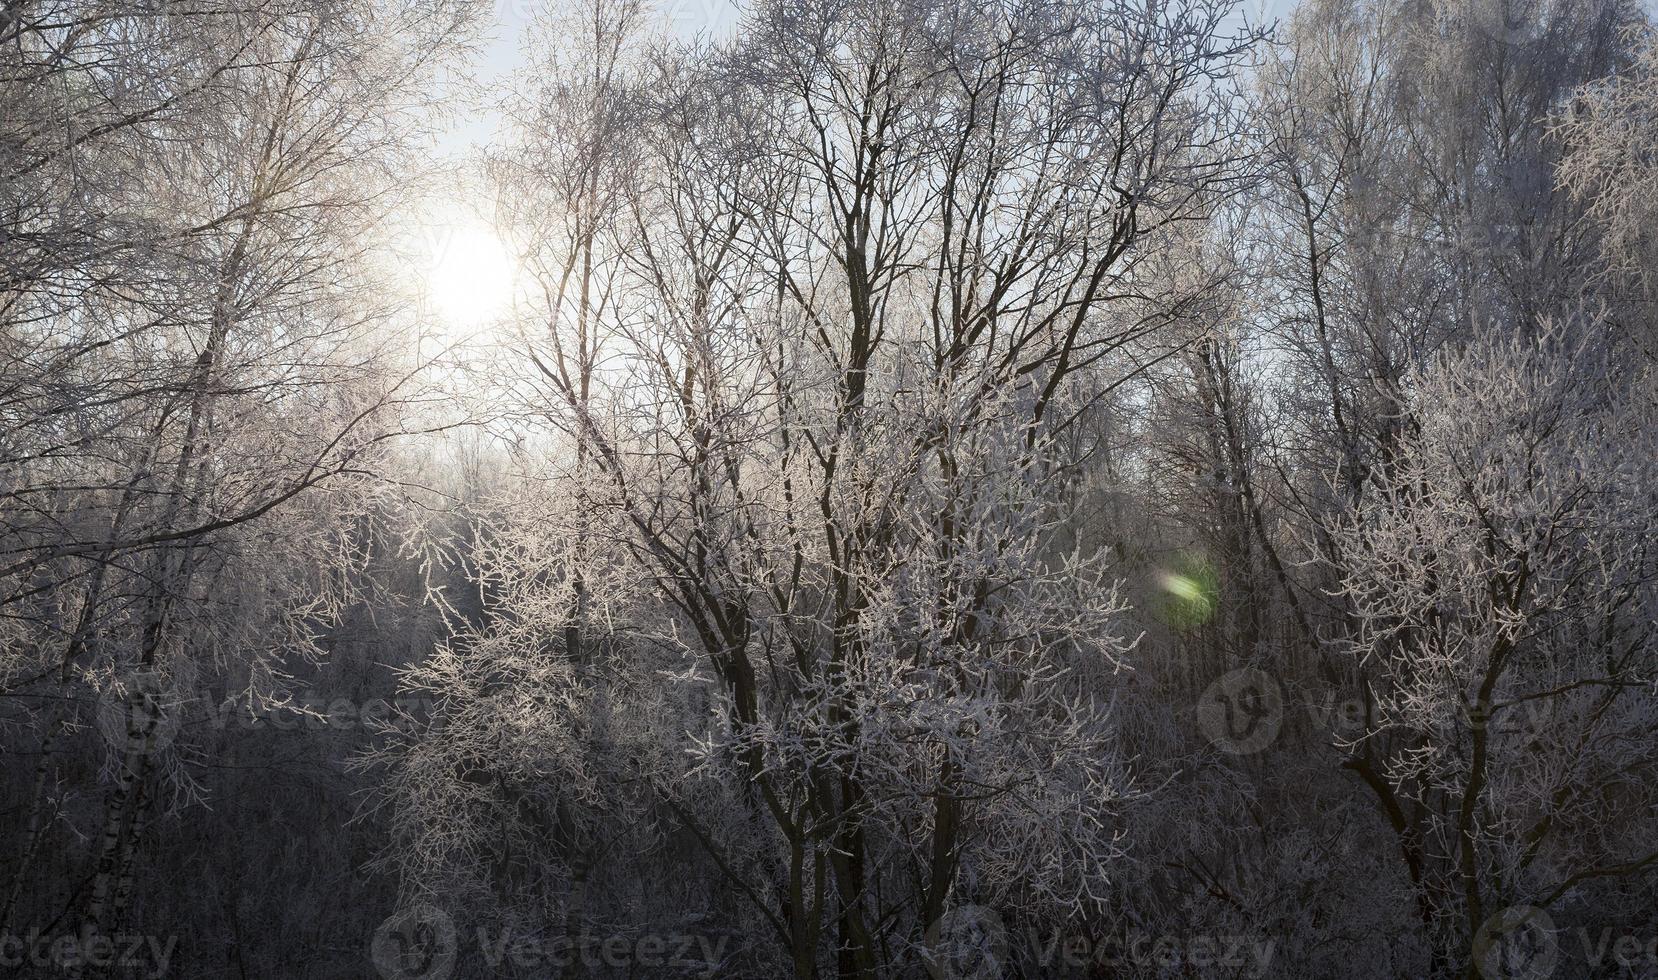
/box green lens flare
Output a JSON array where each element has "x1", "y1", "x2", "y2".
[
  {"x1": 1161, "y1": 572, "x2": 1206, "y2": 603},
  {"x1": 1155, "y1": 557, "x2": 1218, "y2": 629}
]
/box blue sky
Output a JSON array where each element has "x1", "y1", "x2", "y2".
[
  {"x1": 435, "y1": 0, "x2": 1294, "y2": 157},
  {"x1": 433, "y1": 0, "x2": 746, "y2": 157}
]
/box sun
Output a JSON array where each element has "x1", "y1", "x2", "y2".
[{"x1": 425, "y1": 221, "x2": 516, "y2": 329}]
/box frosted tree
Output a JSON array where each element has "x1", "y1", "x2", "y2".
[
  {"x1": 1555, "y1": 29, "x2": 1658, "y2": 353},
  {"x1": 1330, "y1": 316, "x2": 1658, "y2": 974},
  {"x1": 0, "y1": 0, "x2": 477, "y2": 956},
  {"x1": 374, "y1": 0, "x2": 1266, "y2": 974}
]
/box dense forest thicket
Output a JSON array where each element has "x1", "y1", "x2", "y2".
[{"x1": 3, "y1": 0, "x2": 1657, "y2": 975}]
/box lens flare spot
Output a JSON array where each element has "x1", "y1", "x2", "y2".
[{"x1": 1155, "y1": 556, "x2": 1218, "y2": 629}]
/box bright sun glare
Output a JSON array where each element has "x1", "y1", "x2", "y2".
[{"x1": 425, "y1": 221, "x2": 515, "y2": 329}]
